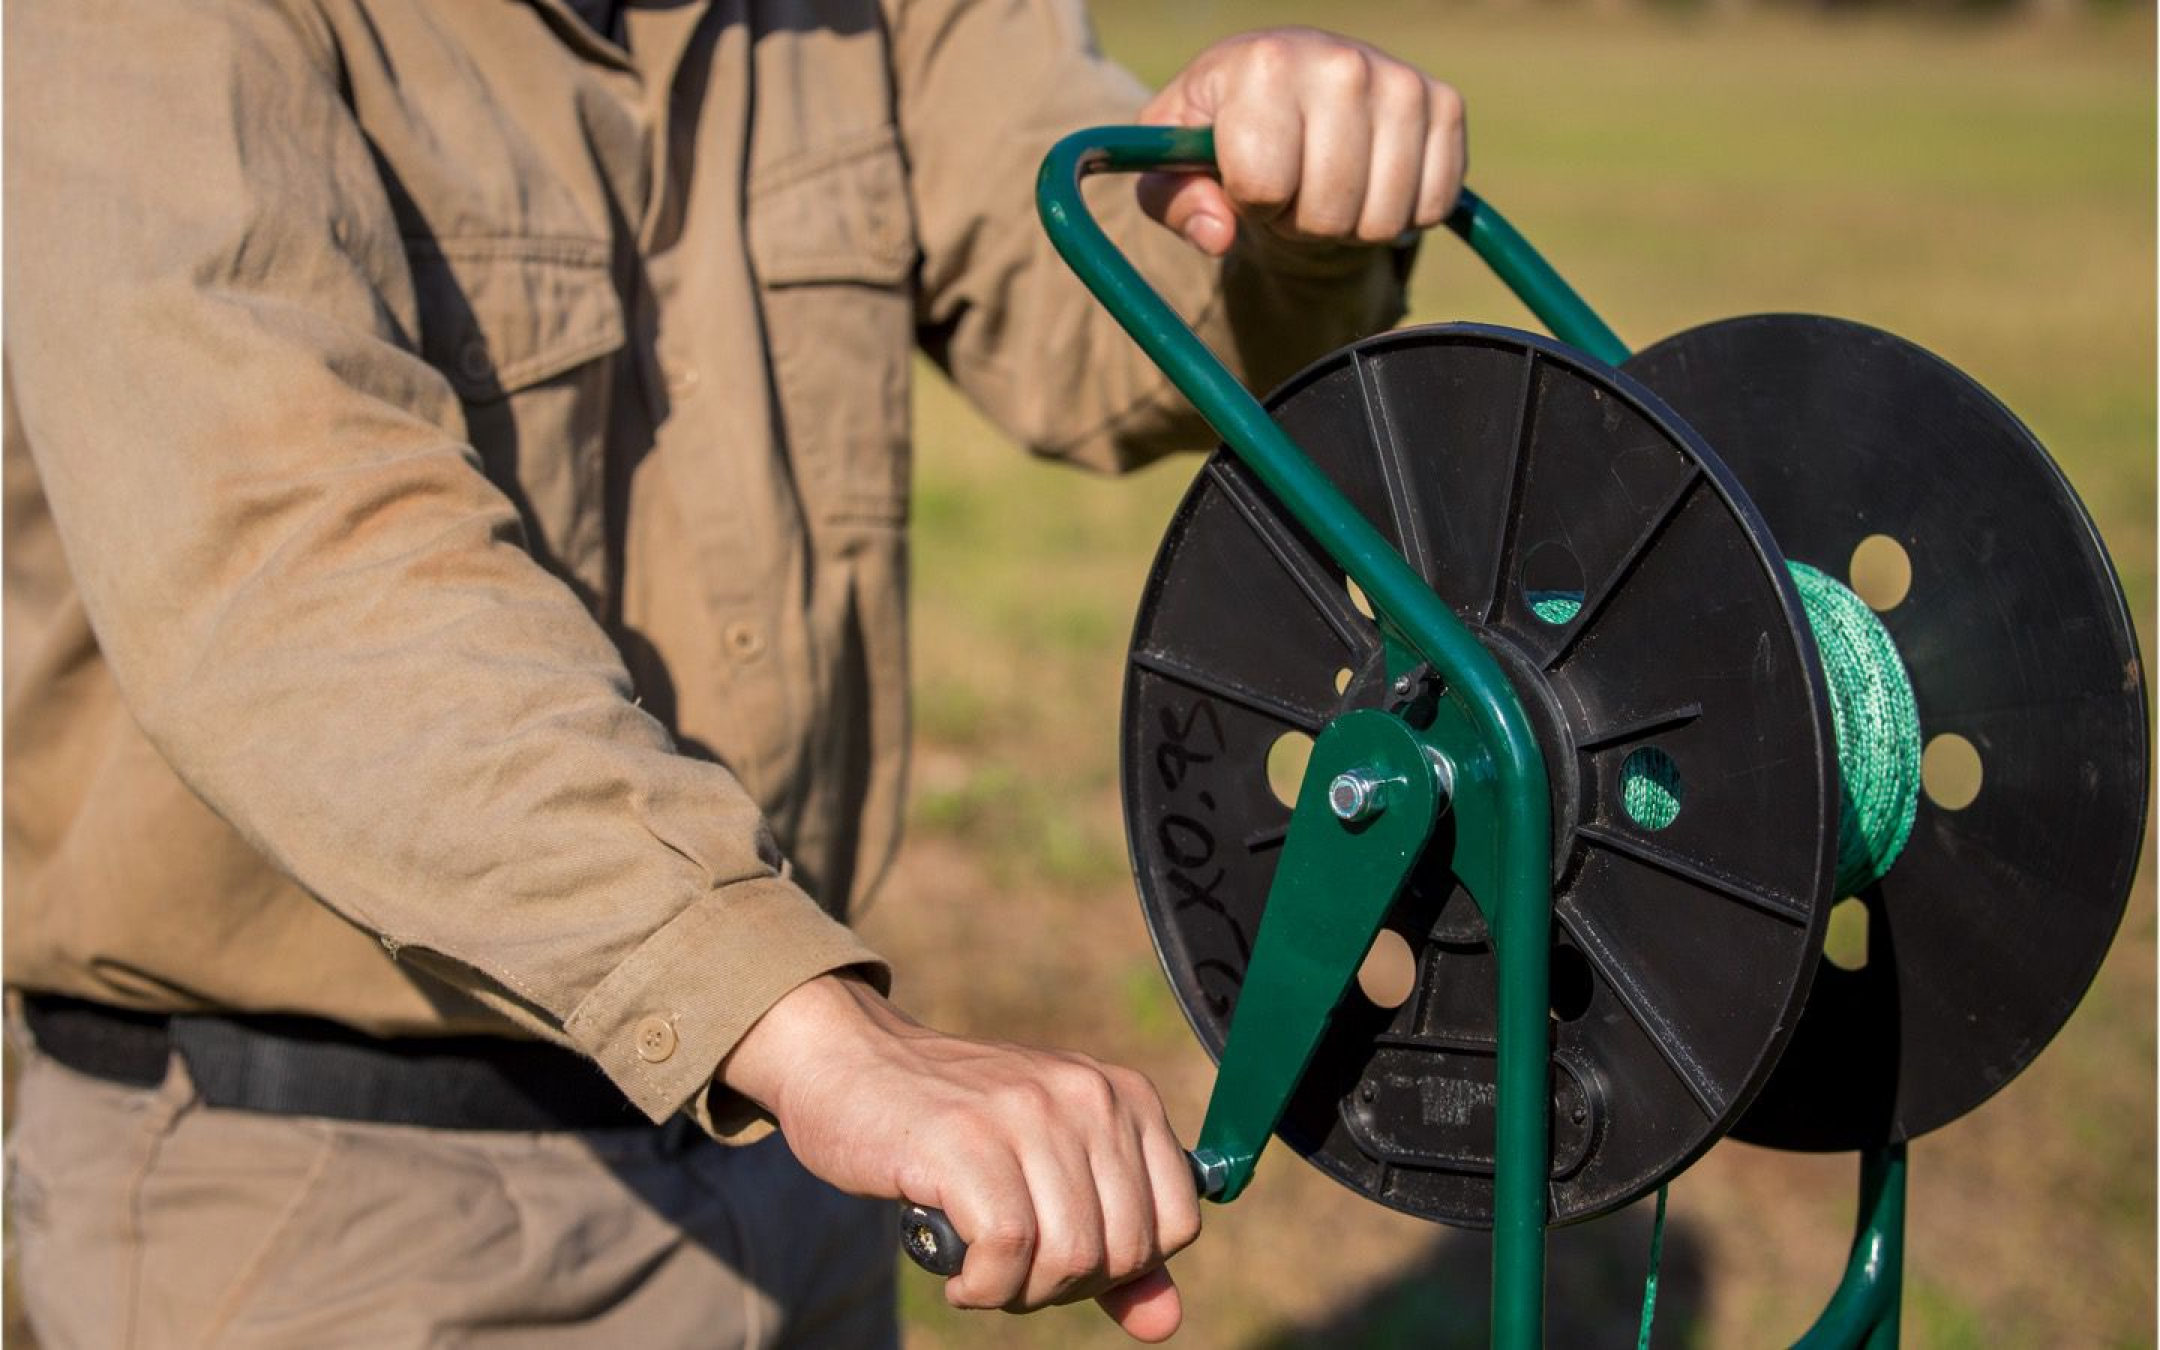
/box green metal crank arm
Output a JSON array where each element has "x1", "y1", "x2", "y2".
[
  {"x1": 1037, "y1": 125, "x2": 1555, "y2": 1348},
  {"x1": 1192, "y1": 711, "x2": 1442, "y2": 1203}
]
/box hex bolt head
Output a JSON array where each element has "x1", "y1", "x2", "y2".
[
  {"x1": 1328, "y1": 770, "x2": 1388, "y2": 822},
  {"x1": 1187, "y1": 1149, "x2": 1234, "y2": 1201}
]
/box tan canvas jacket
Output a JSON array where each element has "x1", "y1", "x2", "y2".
[{"x1": 3, "y1": 0, "x2": 1408, "y2": 1133}]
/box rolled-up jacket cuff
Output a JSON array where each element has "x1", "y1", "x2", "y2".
[{"x1": 563, "y1": 874, "x2": 889, "y2": 1140}]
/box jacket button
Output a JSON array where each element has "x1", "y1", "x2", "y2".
[
  {"x1": 868, "y1": 208, "x2": 911, "y2": 265},
  {"x1": 634, "y1": 1015, "x2": 678, "y2": 1063},
  {"x1": 457, "y1": 338, "x2": 494, "y2": 385},
  {"x1": 723, "y1": 621, "x2": 765, "y2": 662}
]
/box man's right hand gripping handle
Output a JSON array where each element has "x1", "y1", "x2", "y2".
[
  {"x1": 719, "y1": 973, "x2": 1202, "y2": 1343},
  {"x1": 902, "y1": 1150, "x2": 1214, "y2": 1276}
]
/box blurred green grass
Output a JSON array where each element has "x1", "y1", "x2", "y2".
[{"x1": 874, "y1": 4, "x2": 2153, "y2": 1347}]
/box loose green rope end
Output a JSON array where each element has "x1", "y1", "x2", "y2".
[{"x1": 1637, "y1": 1183, "x2": 1669, "y2": 1350}]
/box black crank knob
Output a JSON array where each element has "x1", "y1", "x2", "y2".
[{"x1": 899, "y1": 1203, "x2": 967, "y2": 1276}]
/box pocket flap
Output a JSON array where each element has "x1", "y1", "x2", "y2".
[
  {"x1": 747, "y1": 125, "x2": 916, "y2": 288},
  {"x1": 408, "y1": 236, "x2": 626, "y2": 402}
]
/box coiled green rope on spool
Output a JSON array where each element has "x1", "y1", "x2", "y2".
[
  {"x1": 1529, "y1": 591, "x2": 1584, "y2": 625},
  {"x1": 1621, "y1": 747, "x2": 1683, "y2": 833},
  {"x1": 1788, "y1": 561, "x2": 1922, "y2": 896},
  {"x1": 1613, "y1": 561, "x2": 1921, "y2": 897}
]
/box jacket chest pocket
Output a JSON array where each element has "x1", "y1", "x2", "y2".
[
  {"x1": 407, "y1": 237, "x2": 627, "y2": 595},
  {"x1": 747, "y1": 126, "x2": 918, "y2": 529}
]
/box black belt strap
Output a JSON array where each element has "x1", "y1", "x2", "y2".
[
  {"x1": 21, "y1": 995, "x2": 169, "y2": 1088},
  {"x1": 23, "y1": 994, "x2": 649, "y2": 1133}
]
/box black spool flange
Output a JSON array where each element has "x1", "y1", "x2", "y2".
[
  {"x1": 1123, "y1": 324, "x2": 1840, "y2": 1226},
  {"x1": 1623, "y1": 314, "x2": 2150, "y2": 1151}
]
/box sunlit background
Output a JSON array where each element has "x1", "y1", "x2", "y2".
[{"x1": 867, "y1": 1, "x2": 2155, "y2": 1345}]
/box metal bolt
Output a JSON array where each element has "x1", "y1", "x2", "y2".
[
  {"x1": 1328, "y1": 770, "x2": 1388, "y2": 822},
  {"x1": 1187, "y1": 1148, "x2": 1233, "y2": 1201},
  {"x1": 1391, "y1": 673, "x2": 1416, "y2": 697}
]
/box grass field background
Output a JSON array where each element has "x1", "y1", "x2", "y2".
[{"x1": 865, "y1": 5, "x2": 2155, "y2": 1346}]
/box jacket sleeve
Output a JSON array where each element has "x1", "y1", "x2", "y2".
[
  {"x1": 887, "y1": 0, "x2": 1412, "y2": 473},
  {"x1": 2, "y1": 0, "x2": 885, "y2": 1135}
]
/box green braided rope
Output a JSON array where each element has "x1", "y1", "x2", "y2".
[
  {"x1": 1609, "y1": 561, "x2": 1920, "y2": 893},
  {"x1": 1637, "y1": 1183, "x2": 1669, "y2": 1349},
  {"x1": 1528, "y1": 590, "x2": 1584, "y2": 625},
  {"x1": 1787, "y1": 561, "x2": 1922, "y2": 896},
  {"x1": 1621, "y1": 747, "x2": 1683, "y2": 831}
]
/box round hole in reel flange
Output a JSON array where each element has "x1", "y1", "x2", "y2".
[
  {"x1": 1624, "y1": 314, "x2": 2148, "y2": 1151},
  {"x1": 1823, "y1": 898, "x2": 1870, "y2": 972},
  {"x1": 1266, "y1": 730, "x2": 1313, "y2": 809},
  {"x1": 1921, "y1": 733, "x2": 1984, "y2": 812},
  {"x1": 1345, "y1": 576, "x2": 1375, "y2": 621},
  {"x1": 1619, "y1": 746, "x2": 1684, "y2": 832},
  {"x1": 1551, "y1": 944, "x2": 1597, "y2": 1022},
  {"x1": 1521, "y1": 541, "x2": 1586, "y2": 625},
  {"x1": 1122, "y1": 323, "x2": 1839, "y2": 1227},
  {"x1": 1358, "y1": 930, "x2": 1419, "y2": 1010},
  {"x1": 1848, "y1": 534, "x2": 1913, "y2": 612}
]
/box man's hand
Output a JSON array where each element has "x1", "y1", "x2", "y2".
[
  {"x1": 721, "y1": 973, "x2": 1202, "y2": 1343},
  {"x1": 1137, "y1": 27, "x2": 1467, "y2": 257}
]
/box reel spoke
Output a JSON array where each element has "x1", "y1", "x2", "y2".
[
  {"x1": 1129, "y1": 647, "x2": 1331, "y2": 734},
  {"x1": 1573, "y1": 826, "x2": 1814, "y2": 927},
  {"x1": 1561, "y1": 910, "x2": 1728, "y2": 1119},
  {"x1": 1353, "y1": 349, "x2": 1439, "y2": 589},
  {"x1": 1539, "y1": 469, "x2": 1704, "y2": 672},
  {"x1": 1205, "y1": 459, "x2": 1381, "y2": 657}
]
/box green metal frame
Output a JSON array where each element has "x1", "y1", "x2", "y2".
[
  {"x1": 1796, "y1": 1145, "x2": 1907, "y2": 1348},
  {"x1": 1035, "y1": 123, "x2": 1902, "y2": 1348}
]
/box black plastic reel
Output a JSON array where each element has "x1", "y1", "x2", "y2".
[
  {"x1": 1623, "y1": 315, "x2": 2150, "y2": 1151},
  {"x1": 1123, "y1": 324, "x2": 1840, "y2": 1227}
]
